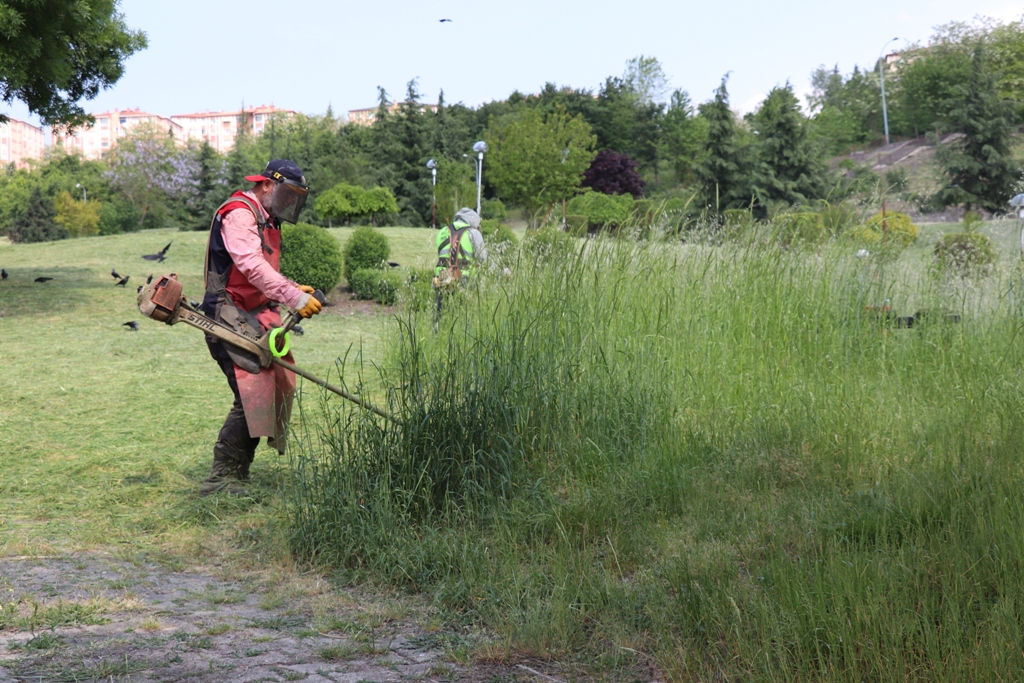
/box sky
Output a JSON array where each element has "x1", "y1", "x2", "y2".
[{"x1": 8, "y1": 0, "x2": 1024, "y2": 128}]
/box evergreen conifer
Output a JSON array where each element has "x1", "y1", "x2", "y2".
[
  {"x1": 938, "y1": 43, "x2": 1019, "y2": 212},
  {"x1": 8, "y1": 187, "x2": 66, "y2": 243},
  {"x1": 695, "y1": 76, "x2": 751, "y2": 211}
]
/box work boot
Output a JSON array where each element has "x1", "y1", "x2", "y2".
[
  {"x1": 238, "y1": 451, "x2": 255, "y2": 481},
  {"x1": 199, "y1": 449, "x2": 248, "y2": 496}
]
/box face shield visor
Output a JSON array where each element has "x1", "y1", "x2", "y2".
[{"x1": 269, "y1": 179, "x2": 308, "y2": 224}]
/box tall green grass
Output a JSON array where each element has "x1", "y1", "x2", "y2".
[{"x1": 288, "y1": 235, "x2": 1024, "y2": 680}]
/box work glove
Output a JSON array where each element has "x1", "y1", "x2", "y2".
[{"x1": 296, "y1": 285, "x2": 322, "y2": 318}]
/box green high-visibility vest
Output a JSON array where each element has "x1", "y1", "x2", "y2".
[{"x1": 435, "y1": 221, "x2": 476, "y2": 276}]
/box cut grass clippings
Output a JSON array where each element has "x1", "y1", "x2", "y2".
[{"x1": 0, "y1": 227, "x2": 435, "y2": 561}]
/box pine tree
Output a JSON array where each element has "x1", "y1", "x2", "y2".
[
  {"x1": 189, "y1": 141, "x2": 228, "y2": 229},
  {"x1": 393, "y1": 79, "x2": 430, "y2": 225},
  {"x1": 8, "y1": 187, "x2": 66, "y2": 243},
  {"x1": 938, "y1": 43, "x2": 1019, "y2": 212},
  {"x1": 694, "y1": 76, "x2": 751, "y2": 211},
  {"x1": 749, "y1": 84, "x2": 829, "y2": 205}
]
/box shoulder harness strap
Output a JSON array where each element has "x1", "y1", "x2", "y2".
[{"x1": 204, "y1": 195, "x2": 274, "y2": 290}]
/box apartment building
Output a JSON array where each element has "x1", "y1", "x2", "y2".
[
  {"x1": 347, "y1": 101, "x2": 440, "y2": 126},
  {"x1": 171, "y1": 104, "x2": 295, "y2": 154},
  {"x1": 52, "y1": 108, "x2": 185, "y2": 159},
  {"x1": 0, "y1": 117, "x2": 45, "y2": 169}
]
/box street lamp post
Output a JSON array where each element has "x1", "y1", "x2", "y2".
[
  {"x1": 472, "y1": 141, "x2": 487, "y2": 215},
  {"x1": 878, "y1": 37, "x2": 898, "y2": 146},
  {"x1": 75, "y1": 183, "x2": 86, "y2": 202},
  {"x1": 426, "y1": 159, "x2": 437, "y2": 229}
]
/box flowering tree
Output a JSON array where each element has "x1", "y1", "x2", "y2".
[{"x1": 105, "y1": 122, "x2": 200, "y2": 227}]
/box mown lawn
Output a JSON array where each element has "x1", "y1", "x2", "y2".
[{"x1": 0, "y1": 227, "x2": 436, "y2": 561}]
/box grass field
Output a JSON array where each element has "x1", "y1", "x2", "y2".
[
  {"x1": 3, "y1": 219, "x2": 1024, "y2": 681},
  {"x1": 0, "y1": 226, "x2": 437, "y2": 562}
]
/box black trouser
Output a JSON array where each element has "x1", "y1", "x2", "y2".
[{"x1": 206, "y1": 337, "x2": 260, "y2": 477}]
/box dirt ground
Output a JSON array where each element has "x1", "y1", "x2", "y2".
[{"x1": 0, "y1": 555, "x2": 531, "y2": 683}]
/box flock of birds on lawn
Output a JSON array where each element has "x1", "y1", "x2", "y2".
[
  {"x1": 2, "y1": 239, "x2": 310, "y2": 336},
  {"x1": 2, "y1": 240, "x2": 174, "y2": 331}
]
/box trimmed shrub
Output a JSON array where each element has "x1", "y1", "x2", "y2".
[
  {"x1": 405, "y1": 268, "x2": 436, "y2": 312},
  {"x1": 866, "y1": 211, "x2": 918, "y2": 247},
  {"x1": 567, "y1": 191, "x2": 634, "y2": 231},
  {"x1": 934, "y1": 232, "x2": 998, "y2": 278},
  {"x1": 481, "y1": 198, "x2": 506, "y2": 220},
  {"x1": 280, "y1": 223, "x2": 344, "y2": 293},
  {"x1": 820, "y1": 202, "x2": 859, "y2": 237},
  {"x1": 479, "y1": 219, "x2": 500, "y2": 238},
  {"x1": 493, "y1": 224, "x2": 518, "y2": 245},
  {"x1": 565, "y1": 214, "x2": 588, "y2": 237},
  {"x1": 343, "y1": 226, "x2": 390, "y2": 283},
  {"x1": 632, "y1": 199, "x2": 658, "y2": 226},
  {"x1": 722, "y1": 209, "x2": 753, "y2": 238},
  {"x1": 349, "y1": 267, "x2": 403, "y2": 305},
  {"x1": 523, "y1": 226, "x2": 575, "y2": 263},
  {"x1": 845, "y1": 225, "x2": 882, "y2": 245},
  {"x1": 774, "y1": 211, "x2": 825, "y2": 246}
]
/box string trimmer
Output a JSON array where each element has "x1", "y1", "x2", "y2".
[{"x1": 137, "y1": 273, "x2": 396, "y2": 422}]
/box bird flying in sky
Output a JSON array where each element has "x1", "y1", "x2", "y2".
[{"x1": 142, "y1": 241, "x2": 172, "y2": 262}]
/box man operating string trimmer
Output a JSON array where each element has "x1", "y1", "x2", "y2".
[{"x1": 198, "y1": 159, "x2": 322, "y2": 495}]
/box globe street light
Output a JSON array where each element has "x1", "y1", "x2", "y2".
[
  {"x1": 878, "y1": 37, "x2": 898, "y2": 146},
  {"x1": 75, "y1": 183, "x2": 86, "y2": 202},
  {"x1": 472, "y1": 140, "x2": 487, "y2": 215},
  {"x1": 426, "y1": 158, "x2": 438, "y2": 229}
]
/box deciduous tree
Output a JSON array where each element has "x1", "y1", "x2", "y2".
[
  {"x1": 316, "y1": 183, "x2": 363, "y2": 226},
  {"x1": 486, "y1": 107, "x2": 596, "y2": 227},
  {"x1": 357, "y1": 186, "x2": 398, "y2": 227},
  {"x1": 583, "y1": 150, "x2": 645, "y2": 198},
  {"x1": 0, "y1": 0, "x2": 147, "y2": 128},
  {"x1": 54, "y1": 190, "x2": 100, "y2": 237}
]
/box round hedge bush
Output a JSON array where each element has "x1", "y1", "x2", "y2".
[
  {"x1": 775, "y1": 211, "x2": 825, "y2": 246},
  {"x1": 343, "y1": 226, "x2": 390, "y2": 283},
  {"x1": 280, "y1": 222, "x2": 343, "y2": 293},
  {"x1": 567, "y1": 191, "x2": 634, "y2": 230},
  {"x1": 349, "y1": 267, "x2": 403, "y2": 305},
  {"x1": 934, "y1": 232, "x2": 998, "y2": 278},
  {"x1": 866, "y1": 211, "x2": 918, "y2": 247}
]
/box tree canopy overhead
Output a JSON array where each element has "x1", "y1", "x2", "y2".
[{"x1": 0, "y1": 0, "x2": 147, "y2": 128}]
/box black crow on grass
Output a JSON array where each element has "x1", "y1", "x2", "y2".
[
  {"x1": 34, "y1": 277, "x2": 53, "y2": 283},
  {"x1": 115, "y1": 276, "x2": 130, "y2": 287},
  {"x1": 123, "y1": 321, "x2": 139, "y2": 331}
]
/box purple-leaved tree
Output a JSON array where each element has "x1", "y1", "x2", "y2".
[{"x1": 582, "y1": 149, "x2": 646, "y2": 198}]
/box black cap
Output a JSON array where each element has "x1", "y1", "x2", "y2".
[{"x1": 245, "y1": 159, "x2": 306, "y2": 185}]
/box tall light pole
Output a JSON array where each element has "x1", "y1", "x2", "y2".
[
  {"x1": 75, "y1": 183, "x2": 86, "y2": 202},
  {"x1": 878, "y1": 37, "x2": 898, "y2": 146},
  {"x1": 473, "y1": 140, "x2": 487, "y2": 215},
  {"x1": 426, "y1": 159, "x2": 437, "y2": 228}
]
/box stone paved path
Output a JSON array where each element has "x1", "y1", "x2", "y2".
[{"x1": 0, "y1": 555, "x2": 516, "y2": 683}]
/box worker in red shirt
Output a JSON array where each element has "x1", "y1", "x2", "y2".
[{"x1": 199, "y1": 159, "x2": 321, "y2": 495}]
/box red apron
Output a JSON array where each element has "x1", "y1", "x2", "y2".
[{"x1": 219, "y1": 196, "x2": 295, "y2": 452}]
